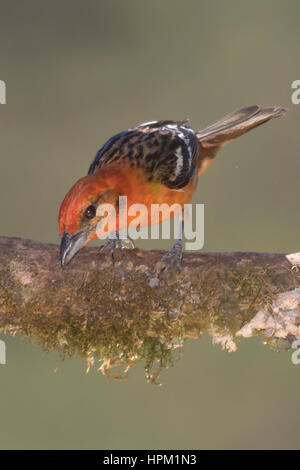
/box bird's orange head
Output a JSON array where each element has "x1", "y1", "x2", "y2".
[{"x1": 58, "y1": 169, "x2": 122, "y2": 266}]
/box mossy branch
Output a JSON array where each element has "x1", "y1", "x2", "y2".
[{"x1": 0, "y1": 236, "x2": 300, "y2": 383}]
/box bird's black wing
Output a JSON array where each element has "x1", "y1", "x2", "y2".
[{"x1": 88, "y1": 120, "x2": 199, "y2": 189}]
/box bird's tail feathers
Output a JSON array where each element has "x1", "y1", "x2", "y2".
[{"x1": 196, "y1": 105, "x2": 287, "y2": 175}]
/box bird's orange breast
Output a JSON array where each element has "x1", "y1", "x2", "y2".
[{"x1": 107, "y1": 165, "x2": 199, "y2": 229}]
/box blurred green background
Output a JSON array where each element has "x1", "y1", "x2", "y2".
[{"x1": 0, "y1": 0, "x2": 300, "y2": 450}]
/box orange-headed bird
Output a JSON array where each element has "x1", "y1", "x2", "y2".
[{"x1": 58, "y1": 105, "x2": 287, "y2": 266}]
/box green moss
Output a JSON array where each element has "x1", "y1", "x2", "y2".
[{"x1": 0, "y1": 258, "x2": 280, "y2": 383}]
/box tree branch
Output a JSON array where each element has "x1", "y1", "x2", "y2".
[{"x1": 0, "y1": 236, "x2": 299, "y2": 383}]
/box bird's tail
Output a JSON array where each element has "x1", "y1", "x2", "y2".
[{"x1": 196, "y1": 105, "x2": 287, "y2": 175}]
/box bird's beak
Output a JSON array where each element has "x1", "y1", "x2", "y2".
[{"x1": 60, "y1": 230, "x2": 88, "y2": 266}]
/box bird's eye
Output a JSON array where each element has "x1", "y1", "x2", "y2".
[{"x1": 85, "y1": 205, "x2": 96, "y2": 219}]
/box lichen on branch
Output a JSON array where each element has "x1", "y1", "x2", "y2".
[{"x1": 0, "y1": 237, "x2": 299, "y2": 384}]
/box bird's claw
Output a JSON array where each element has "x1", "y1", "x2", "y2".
[
  {"x1": 99, "y1": 236, "x2": 135, "y2": 264},
  {"x1": 117, "y1": 237, "x2": 135, "y2": 250},
  {"x1": 99, "y1": 238, "x2": 116, "y2": 263},
  {"x1": 156, "y1": 240, "x2": 183, "y2": 274}
]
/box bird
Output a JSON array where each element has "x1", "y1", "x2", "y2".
[{"x1": 58, "y1": 105, "x2": 287, "y2": 267}]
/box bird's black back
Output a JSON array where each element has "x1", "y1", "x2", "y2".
[{"x1": 88, "y1": 120, "x2": 199, "y2": 190}]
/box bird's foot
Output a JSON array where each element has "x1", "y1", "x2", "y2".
[
  {"x1": 99, "y1": 238, "x2": 117, "y2": 263},
  {"x1": 117, "y1": 236, "x2": 135, "y2": 250},
  {"x1": 99, "y1": 235, "x2": 135, "y2": 263},
  {"x1": 156, "y1": 239, "x2": 182, "y2": 274}
]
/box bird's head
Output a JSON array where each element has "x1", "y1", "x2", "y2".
[{"x1": 58, "y1": 171, "x2": 121, "y2": 266}]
